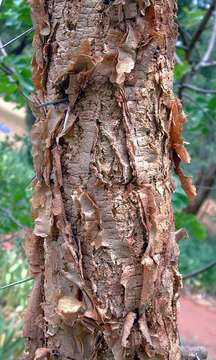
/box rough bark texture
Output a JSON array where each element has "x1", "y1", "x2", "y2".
[{"x1": 23, "y1": 0, "x2": 194, "y2": 359}]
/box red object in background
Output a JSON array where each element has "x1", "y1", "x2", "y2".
[
  {"x1": 179, "y1": 294, "x2": 216, "y2": 360},
  {"x1": 2, "y1": 241, "x2": 14, "y2": 251}
]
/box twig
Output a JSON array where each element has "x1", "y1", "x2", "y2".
[
  {"x1": 176, "y1": 19, "x2": 191, "y2": 48},
  {"x1": 197, "y1": 185, "x2": 216, "y2": 189},
  {"x1": 183, "y1": 93, "x2": 215, "y2": 124},
  {"x1": 0, "y1": 61, "x2": 67, "y2": 110},
  {"x1": 198, "y1": 15, "x2": 216, "y2": 68},
  {"x1": 187, "y1": 0, "x2": 216, "y2": 60},
  {"x1": 0, "y1": 32, "x2": 33, "y2": 104},
  {"x1": 0, "y1": 27, "x2": 34, "y2": 50},
  {"x1": 175, "y1": 53, "x2": 183, "y2": 65},
  {"x1": 0, "y1": 39, "x2": 7, "y2": 56},
  {"x1": 0, "y1": 60, "x2": 34, "y2": 104},
  {"x1": 0, "y1": 62, "x2": 14, "y2": 76},
  {"x1": 183, "y1": 260, "x2": 216, "y2": 280},
  {"x1": 0, "y1": 277, "x2": 34, "y2": 290},
  {"x1": 200, "y1": 60, "x2": 216, "y2": 68},
  {"x1": 0, "y1": 207, "x2": 24, "y2": 229},
  {"x1": 24, "y1": 175, "x2": 36, "y2": 189},
  {"x1": 182, "y1": 83, "x2": 216, "y2": 94}
]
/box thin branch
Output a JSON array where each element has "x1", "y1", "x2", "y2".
[
  {"x1": 0, "y1": 62, "x2": 14, "y2": 76},
  {"x1": 182, "y1": 83, "x2": 216, "y2": 94},
  {"x1": 10, "y1": 37, "x2": 28, "y2": 56},
  {"x1": 24, "y1": 175, "x2": 36, "y2": 189},
  {"x1": 176, "y1": 44, "x2": 187, "y2": 50},
  {"x1": 175, "y1": 53, "x2": 183, "y2": 65},
  {"x1": 187, "y1": 0, "x2": 216, "y2": 60},
  {"x1": 185, "y1": 164, "x2": 216, "y2": 214},
  {"x1": 0, "y1": 27, "x2": 34, "y2": 50},
  {"x1": 0, "y1": 39, "x2": 7, "y2": 56},
  {"x1": 0, "y1": 60, "x2": 34, "y2": 104},
  {"x1": 0, "y1": 61, "x2": 67, "y2": 108},
  {"x1": 0, "y1": 206, "x2": 24, "y2": 229},
  {"x1": 176, "y1": 19, "x2": 191, "y2": 48},
  {"x1": 199, "y1": 60, "x2": 216, "y2": 67},
  {"x1": 198, "y1": 15, "x2": 216, "y2": 68},
  {"x1": 183, "y1": 93, "x2": 215, "y2": 124},
  {"x1": 0, "y1": 32, "x2": 32, "y2": 102},
  {"x1": 0, "y1": 277, "x2": 34, "y2": 290},
  {"x1": 183, "y1": 260, "x2": 216, "y2": 280}
]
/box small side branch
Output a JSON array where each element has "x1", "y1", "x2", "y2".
[
  {"x1": 183, "y1": 94, "x2": 215, "y2": 124},
  {"x1": 198, "y1": 15, "x2": 216, "y2": 68},
  {"x1": 185, "y1": 164, "x2": 216, "y2": 214},
  {"x1": 199, "y1": 60, "x2": 216, "y2": 68},
  {"x1": 176, "y1": 19, "x2": 191, "y2": 48},
  {"x1": 182, "y1": 84, "x2": 216, "y2": 94},
  {"x1": 0, "y1": 206, "x2": 24, "y2": 229},
  {"x1": 187, "y1": 0, "x2": 216, "y2": 60}
]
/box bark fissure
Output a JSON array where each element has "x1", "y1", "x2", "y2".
[{"x1": 24, "y1": 0, "x2": 195, "y2": 359}]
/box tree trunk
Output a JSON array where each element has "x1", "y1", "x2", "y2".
[{"x1": 24, "y1": 1, "x2": 184, "y2": 359}]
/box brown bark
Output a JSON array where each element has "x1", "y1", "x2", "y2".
[{"x1": 24, "y1": 1, "x2": 190, "y2": 359}]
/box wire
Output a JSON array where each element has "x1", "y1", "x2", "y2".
[
  {"x1": 183, "y1": 260, "x2": 216, "y2": 280},
  {"x1": 0, "y1": 27, "x2": 34, "y2": 50},
  {"x1": 0, "y1": 277, "x2": 34, "y2": 290},
  {"x1": 37, "y1": 97, "x2": 69, "y2": 108}
]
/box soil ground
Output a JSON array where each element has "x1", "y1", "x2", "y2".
[{"x1": 179, "y1": 293, "x2": 216, "y2": 360}]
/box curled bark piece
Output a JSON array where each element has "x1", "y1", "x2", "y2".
[
  {"x1": 170, "y1": 97, "x2": 191, "y2": 164},
  {"x1": 115, "y1": 24, "x2": 139, "y2": 84},
  {"x1": 121, "y1": 312, "x2": 136, "y2": 347},
  {"x1": 175, "y1": 162, "x2": 197, "y2": 201},
  {"x1": 170, "y1": 97, "x2": 197, "y2": 200},
  {"x1": 138, "y1": 312, "x2": 153, "y2": 347},
  {"x1": 32, "y1": 182, "x2": 53, "y2": 238},
  {"x1": 175, "y1": 228, "x2": 188, "y2": 242},
  {"x1": 57, "y1": 296, "x2": 84, "y2": 320},
  {"x1": 24, "y1": 229, "x2": 44, "y2": 275},
  {"x1": 23, "y1": 274, "x2": 44, "y2": 359}
]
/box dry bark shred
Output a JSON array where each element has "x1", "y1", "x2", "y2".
[{"x1": 170, "y1": 97, "x2": 197, "y2": 200}]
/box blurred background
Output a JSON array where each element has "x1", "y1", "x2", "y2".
[{"x1": 0, "y1": 0, "x2": 216, "y2": 359}]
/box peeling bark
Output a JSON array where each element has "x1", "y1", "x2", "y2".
[{"x1": 24, "y1": 0, "x2": 193, "y2": 359}]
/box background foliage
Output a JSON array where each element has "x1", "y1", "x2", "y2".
[{"x1": 1, "y1": 0, "x2": 216, "y2": 358}]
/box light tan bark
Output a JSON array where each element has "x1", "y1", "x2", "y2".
[{"x1": 24, "y1": 1, "x2": 188, "y2": 359}]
